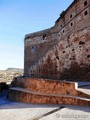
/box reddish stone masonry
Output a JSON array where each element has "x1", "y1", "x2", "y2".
[
  {"x1": 24, "y1": 0, "x2": 90, "y2": 81},
  {"x1": 9, "y1": 89, "x2": 90, "y2": 106},
  {"x1": 9, "y1": 77, "x2": 90, "y2": 106},
  {"x1": 9, "y1": 0, "x2": 90, "y2": 105}
]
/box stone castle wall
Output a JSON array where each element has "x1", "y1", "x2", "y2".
[{"x1": 24, "y1": 0, "x2": 90, "y2": 81}]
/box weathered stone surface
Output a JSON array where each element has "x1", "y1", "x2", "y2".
[
  {"x1": 9, "y1": 88, "x2": 90, "y2": 106},
  {"x1": 11, "y1": 78, "x2": 77, "y2": 95},
  {"x1": 11, "y1": 78, "x2": 90, "y2": 99},
  {"x1": 9, "y1": 0, "x2": 90, "y2": 105},
  {"x1": 24, "y1": 0, "x2": 90, "y2": 81}
]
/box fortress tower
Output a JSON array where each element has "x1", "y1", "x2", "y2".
[
  {"x1": 24, "y1": 0, "x2": 90, "y2": 80},
  {"x1": 9, "y1": 0, "x2": 90, "y2": 105}
]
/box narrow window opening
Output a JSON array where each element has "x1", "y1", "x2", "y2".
[
  {"x1": 31, "y1": 46, "x2": 35, "y2": 53},
  {"x1": 71, "y1": 22, "x2": 73, "y2": 26},
  {"x1": 87, "y1": 55, "x2": 90, "y2": 58},
  {"x1": 63, "y1": 30, "x2": 64, "y2": 33},
  {"x1": 84, "y1": 1, "x2": 87, "y2": 6},
  {"x1": 70, "y1": 14, "x2": 72, "y2": 18},
  {"x1": 84, "y1": 10, "x2": 88, "y2": 16},
  {"x1": 43, "y1": 34, "x2": 46, "y2": 40}
]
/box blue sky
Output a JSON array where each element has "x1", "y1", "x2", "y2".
[{"x1": 0, "y1": 0, "x2": 73, "y2": 70}]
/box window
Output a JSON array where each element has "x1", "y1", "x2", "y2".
[
  {"x1": 61, "y1": 24, "x2": 62, "y2": 27},
  {"x1": 84, "y1": 10, "x2": 88, "y2": 16},
  {"x1": 43, "y1": 34, "x2": 46, "y2": 40},
  {"x1": 71, "y1": 22, "x2": 73, "y2": 26},
  {"x1": 31, "y1": 46, "x2": 35, "y2": 53},
  {"x1": 84, "y1": 1, "x2": 87, "y2": 6},
  {"x1": 70, "y1": 14, "x2": 72, "y2": 19},
  {"x1": 87, "y1": 55, "x2": 90, "y2": 58},
  {"x1": 63, "y1": 30, "x2": 65, "y2": 33}
]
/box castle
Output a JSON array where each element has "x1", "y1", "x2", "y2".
[
  {"x1": 9, "y1": 0, "x2": 90, "y2": 106},
  {"x1": 24, "y1": 0, "x2": 90, "y2": 81}
]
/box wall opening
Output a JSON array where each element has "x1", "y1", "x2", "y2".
[
  {"x1": 43, "y1": 34, "x2": 47, "y2": 40},
  {"x1": 56, "y1": 56, "x2": 59, "y2": 60},
  {"x1": 84, "y1": 1, "x2": 87, "y2": 6},
  {"x1": 70, "y1": 14, "x2": 72, "y2": 19},
  {"x1": 84, "y1": 10, "x2": 88, "y2": 16},
  {"x1": 31, "y1": 46, "x2": 35, "y2": 53},
  {"x1": 63, "y1": 30, "x2": 65, "y2": 33},
  {"x1": 70, "y1": 22, "x2": 73, "y2": 26},
  {"x1": 87, "y1": 55, "x2": 90, "y2": 58},
  {"x1": 79, "y1": 41, "x2": 85, "y2": 45},
  {"x1": 72, "y1": 49, "x2": 74, "y2": 51},
  {"x1": 63, "y1": 51, "x2": 65, "y2": 53}
]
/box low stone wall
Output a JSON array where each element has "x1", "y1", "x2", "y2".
[
  {"x1": 11, "y1": 78, "x2": 78, "y2": 96},
  {"x1": 9, "y1": 89, "x2": 90, "y2": 106},
  {"x1": 11, "y1": 77, "x2": 90, "y2": 99}
]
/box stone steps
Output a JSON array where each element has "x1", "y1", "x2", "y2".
[
  {"x1": 9, "y1": 87, "x2": 90, "y2": 106},
  {"x1": 9, "y1": 77, "x2": 90, "y2": 106},
  {"x1": 9, "y1": 87, "x2": 90, "y2": 100},
  {"x1": 11, "y1": 77, "x2": 90, "y2": 98},
  {"x1": 77, "y1": 88, "x2": 90, "y2": 95}
]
